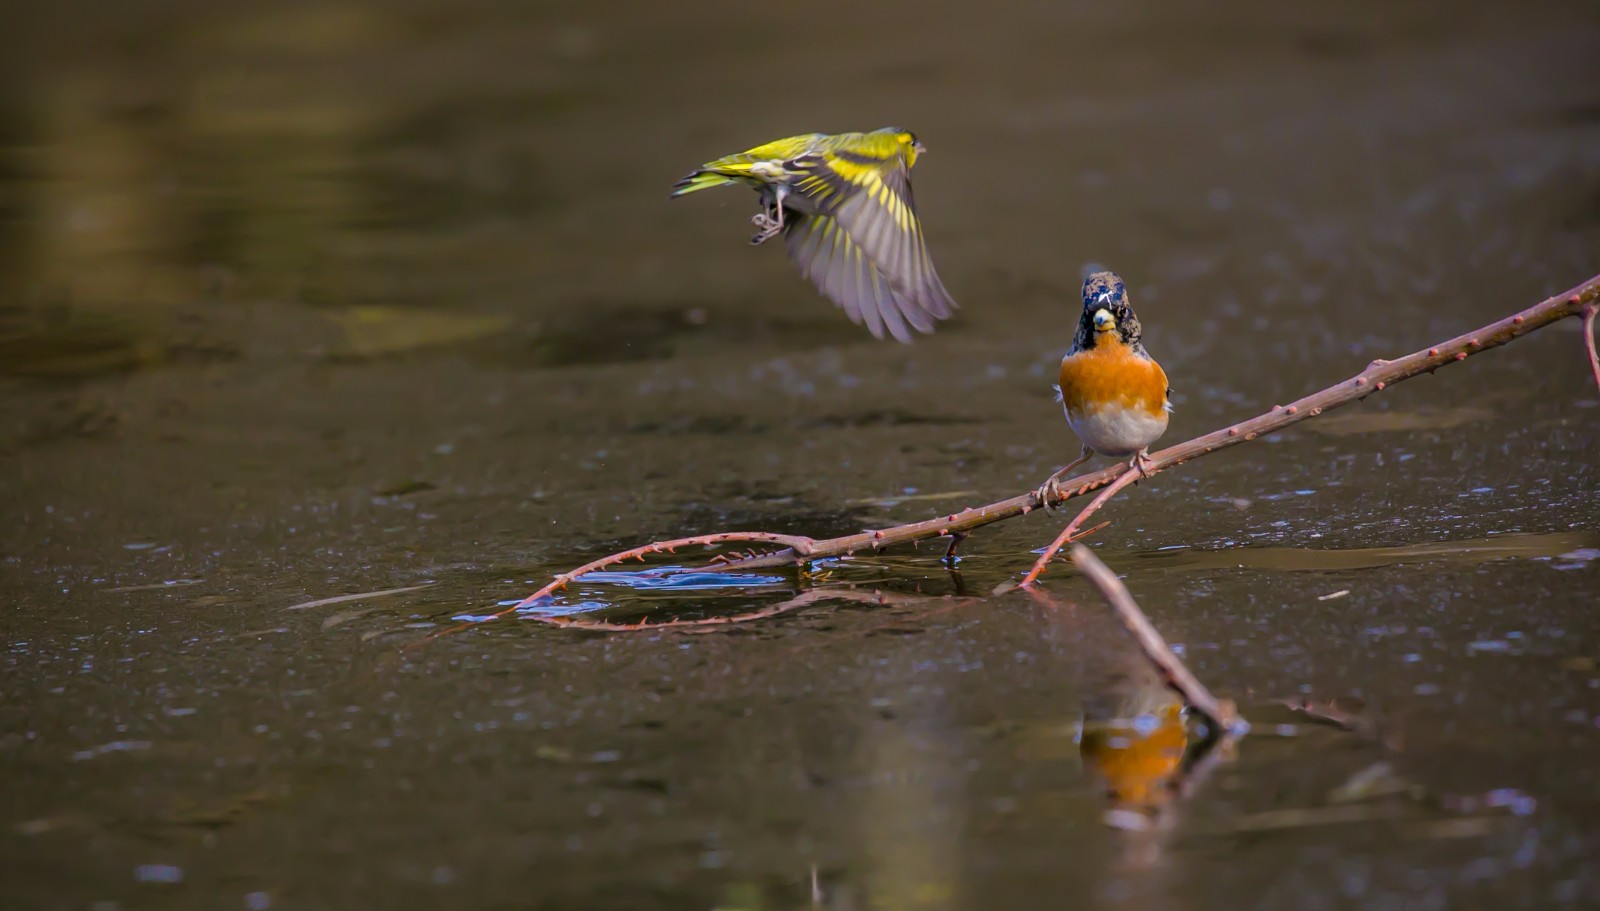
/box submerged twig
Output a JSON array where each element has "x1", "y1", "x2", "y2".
[
  {"x1": 1067, "y1": 545, "x2": 1239, "y2": 733},
  {"x1": 1280, "y1": 697, "x2": 1377, "y2": 736}
]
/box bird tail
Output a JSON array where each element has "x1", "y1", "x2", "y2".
[{"x1": 669, "y1": 154, "x2": 761, "y2": 197}]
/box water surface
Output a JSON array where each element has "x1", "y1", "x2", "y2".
[{"x1": 3, "y1": 1, "x2": 1599, "y2": 908}]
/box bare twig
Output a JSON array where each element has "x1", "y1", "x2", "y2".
[
  {"x1": 698, "y1": 274, "x2": 1600, "y2": 576},
  {"x1": 1068, "y1": 545, "x2": 1239, "y2": 733},
  {"x1": 1014, "y1": 473, "x2": 1142, "y2": 588},
  {"x1": 434, "y1": 274, "x2": 1597, "y2": 639},
  {"x1": 1585, "y1": 304, "x2": 1599, "y2": 395}
]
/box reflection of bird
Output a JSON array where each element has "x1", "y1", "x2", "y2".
[
  {"x1": 1080, "y1": 701, "x2": 1187, "y2": 809},
  {"x1": 1038, "y1": 271, "x2": 1171, "y2": 500},
  {"x1": 670, "y1": 128, "x2": 957, "y2": 343},
  {"x1": 1080, "y1": 656, "x2": 1188, "y2": 813}
]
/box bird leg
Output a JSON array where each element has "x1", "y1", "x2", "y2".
[
  {"x1": 1034, "y1": 446, "x2": 1093, "y2": 509},
  {"x1": 1127, "y1": 448, "x2": 1155, "y2": 479},
  {"x1": 748, "y1": 186, "x2": 788, "y2": 245}
]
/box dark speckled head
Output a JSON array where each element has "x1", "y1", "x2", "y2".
[{"x1": 1072, "y1": 271, "x2": 1144, "y2": 353}]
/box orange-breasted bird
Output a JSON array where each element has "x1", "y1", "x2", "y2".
[
  {"x1": 1037, "y1": 271, "x2": 1171, "y2": 501},
  {"x1": 670, "y1": 128, "x2": 957, "y2": 343}
]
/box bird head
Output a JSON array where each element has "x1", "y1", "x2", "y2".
[
  {"x1": 878, "y1": 127, "x2": 925, "y2": 166},
  {"x1": 1074, "y1": 271, "x2": 1142, "y2": 350}
]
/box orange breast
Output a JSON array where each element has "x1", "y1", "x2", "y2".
[{"x1": 1058, "y1": 339, "x2": 1169, "y2": 418}]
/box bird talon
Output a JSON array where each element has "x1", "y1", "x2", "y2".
[
  {"x1": 1033, "y1": 478, "x2": 1062, "y2": 512},
  {"x1": 748, "y1": 205, "x2": 784, "y2": 245},
  {"x1": 1128, "y1": 450, "x2": 1155, "y2": 478}
]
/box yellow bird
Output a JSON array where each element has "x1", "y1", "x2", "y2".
[{"x1": 671, "y1": 127, "x2": 958, "y2": 343}]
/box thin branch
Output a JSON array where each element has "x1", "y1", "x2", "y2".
[
  {"x1": 701, "y1": 274, "x2": 1600, "y2": 575},
  {"x1": 425, "y1": 274, "x2": 1596, "y2": 641},
  {"x1": 1067, "y1": 545, "x2": 1239, "y2": 733},
  {"x1": 1013, "y1": 473, "x2": 1143, "y2": 588},
  {"x1": 1585, "y1": 304, "x2": 1599, "y2": 395}
]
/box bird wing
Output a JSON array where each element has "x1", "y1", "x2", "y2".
[{"x1": 781, "y1": 152, "x2": 956, "y2": 342}]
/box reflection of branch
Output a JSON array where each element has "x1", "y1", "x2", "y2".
[
  {"x1": 410, "y1": 531, "x2": 819, "y2": 644},
  {"x1": 540, "y1": 587, "x2": 912, "y2": 633},
  {"x1": 410, "y1": 585, "x2": 920, "y2": 647},
  {"x1": 1068, "y1": 545, "x2": 1239, "y2": 734}
]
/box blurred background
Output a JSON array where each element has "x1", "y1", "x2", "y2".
[{"x1": 3, "y1": 0, "x2": 1599, "y2": 908}]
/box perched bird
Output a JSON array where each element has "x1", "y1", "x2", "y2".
[
  {"x1": 1037, "y1": 271, "x2": 1171, "y2": 500},
  {"x1": 670, "y1": 127, "x2": 957, "y2": 343}
]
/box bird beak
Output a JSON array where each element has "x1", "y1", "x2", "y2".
[{"x1": 912, "y1": 141, "x2": 927, "y2": 155}]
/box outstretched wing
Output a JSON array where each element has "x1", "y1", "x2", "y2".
[{"x1": 782, "y1": 153, "x2": 957, "y2": 342}]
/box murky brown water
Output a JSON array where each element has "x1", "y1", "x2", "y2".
[{"x1": 4, "y1": 1, "x2": 1600, "y2": 908}]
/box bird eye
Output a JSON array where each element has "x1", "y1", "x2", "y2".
[{"x1": 1093, "y1": 308, "x2": 1115, "y2": 331}]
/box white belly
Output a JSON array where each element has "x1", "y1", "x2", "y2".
[{"x1": 1065, "y1": 404, "x2": 1169, "y2": 456}]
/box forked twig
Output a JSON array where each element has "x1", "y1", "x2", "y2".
[
  {"x1": 1014, "y1": 473, "x2": 1144, "y2": 588},
  {"x1": 682, "y1": 275, "x2": 1600, "y2": 578},
  {"x1": 415, "y1": 274, "x2": 1596, "y2": 642}
]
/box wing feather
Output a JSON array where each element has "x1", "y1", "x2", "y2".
[{"x1": 780, "y1": 152, "x2": 956, "y2": 341}]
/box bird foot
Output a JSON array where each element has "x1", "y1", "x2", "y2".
[
  {"x1": 1034, "y1": 476, "x2": 1065, "y2": 512},
  {"x1": 1128, "y1": 450, "x2": 1155, "y2": 479},
  {"x1": 748, "y1": 207, "x2": 784, "y2": 245},
  {"x1": 1034, "y1": 449, "x2": 1094, "y2": 510}
]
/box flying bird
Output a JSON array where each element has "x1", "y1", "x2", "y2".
[{"x1": 671, "y1": 127, "x2": 958, "y2": 343}]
